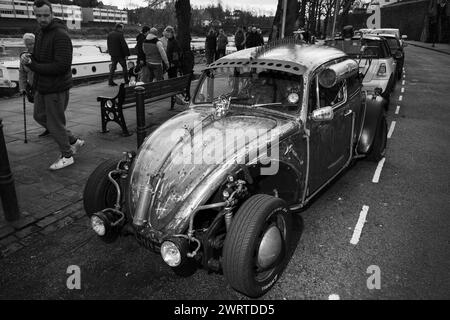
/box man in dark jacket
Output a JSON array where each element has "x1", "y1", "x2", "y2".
[
  {"x1": 245, "y1": 27, "x2": 261, "y2": 48},
  {"x1": 205, "y1": 29, "x2": 216, "y2": 64},
  {"x1": 107, "y1": 23, "x2": 130, "y2": 86},
  {"x1": 21, "y1": 0, "x2": 84, "y2": 170},
  {"x1": 136, "y1": 25, "x2": 149, "y2": 66},
  {"x1": 165, "y1": 26, "x2": 181, "y2": 79}
]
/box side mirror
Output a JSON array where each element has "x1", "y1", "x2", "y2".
[
  {"x1": 394, "y1": 50, "x2": 403, "y2": 59},
  {"x1": 310, "y1": 106, "x2": 334, "y2": 122}
]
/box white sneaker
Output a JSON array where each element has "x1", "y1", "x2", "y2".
[
  {"x1": 70, "y1": 139, "x2": 85, "y2": 155},
  {"x1": 49, "y1": 156, "x2": 74, "y2": 170}
]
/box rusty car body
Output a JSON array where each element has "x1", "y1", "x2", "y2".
[{"x1": 83, "y1": 40, "x2": 388, "y2": 298}]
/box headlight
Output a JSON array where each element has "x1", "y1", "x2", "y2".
[
  {"x1": 91, "y1": 215, "x2": 106, "y2": 236},
  {"x1": 161, "y1": 241, "x2": 182, "y2": 267}
]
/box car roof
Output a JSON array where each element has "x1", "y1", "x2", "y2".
[{"x1": 207, "y1": 43, "x2": 347, "y2": 75}]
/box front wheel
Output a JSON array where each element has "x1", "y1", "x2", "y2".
[
  {"x1": 222, "y1": 194, "x2": 293, "y2": 298},
  {"x1": 83, "y1": 159, "x2": 120, "y2": 216},
  {"x1": 367, "y1": 115, "x2": 387, "y2": 162}
]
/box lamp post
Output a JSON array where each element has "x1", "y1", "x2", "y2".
[{"x1": 0, "y1": 118, "x2": 20, "y2": 221}]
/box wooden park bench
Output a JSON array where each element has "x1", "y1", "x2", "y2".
[{"x1": 97, "y1": 74, "x2": 192, "y2": 136}]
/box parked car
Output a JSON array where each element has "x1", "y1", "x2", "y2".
[
  {"x1": 368, "y1": 28, "x2": 408, "y2": 47},
  {"x1": 377, "y1": 33, "x2": 405, "y2": 80},
  {"x1": 83, "y1": 41, "x2": 388, "y2": 298},
  {"x1": 326, "y1": 34, "x2": 397, "y2": 105}
]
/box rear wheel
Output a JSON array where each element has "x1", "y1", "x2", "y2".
[
  {"x1": 367, "y1": 115, "x2": 387, "y2": 162},
  {"x1": 222, "y1": 194, "x2": 292, "y2": 297}
]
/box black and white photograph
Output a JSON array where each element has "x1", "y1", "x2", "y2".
[{"x1": 0, "y1": 0, "x2": 449, "y2": 307}]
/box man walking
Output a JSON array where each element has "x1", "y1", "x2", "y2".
[
  {"x1": 107, "y1": 23, "x2": 130, "y2": 86},
  {"x1": 21, "y1": 0, "x2": 84, "y2": 170}
]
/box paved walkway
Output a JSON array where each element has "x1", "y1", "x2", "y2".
[
  {"x1": 406, "y1": 41, "x2": 450, "y2": 55},
  {"x1": 0, "y1": 75, "x2": 199, "y2": 258}
]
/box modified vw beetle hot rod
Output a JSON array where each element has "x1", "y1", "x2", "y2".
[{"x1": 83, "y1": 39, "x2": 387, "y2": 298}]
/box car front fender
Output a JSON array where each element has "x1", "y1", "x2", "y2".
[{"x1": 357, "y1": 94, "x2": 387, "y2": 155}]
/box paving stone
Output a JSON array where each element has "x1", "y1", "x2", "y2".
[
  {"x1": 55, "y1": 216, "x2": 74, "y2": 230},
  {"x1": 71, "y1": 210, "x2": 87, "y2": 220},
  {"x1": 0, "y1": 226, "x2": 15, "y2": 239},
  {"x1": 0, "y1": 235, "x2": 18, "y2": 248},
  {"x1": 56, "y1": 189, "x2": 79, "y2": 198},
  {"x1": 19, "y1": 232, "x2": 45, "y2": 247},
  {"x1": 10, "y1": 216, "x2": 38, "y2": 230},
  {"x1": 52, "y1": 208, "x2": 74, "y2": 220},
  {"x1": 15, "y1": 225, "x2": 40, "y2": 239},
  {"x1": 36, "y1": 215, "x2": 60, "y2": 228},
  {"x1": 39, "y1": 224, "x2": 59, "y2": 236},
  {"x1": 32, "y1": 210, "x2": 53, "y2": 221},
  {"x1": 1, "y1": 242, "x2": 24, "y2": 258}
]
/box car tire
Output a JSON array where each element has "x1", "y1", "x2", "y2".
[
  {"x1": 222, "y1": 194, "x2": 292, "y2": 298},
  {"x1": 83, "y1": 159, "x2": 120, "y2": 216},
  {"x1": 367, "y1": 115, "x2": 387, "y2": 162}
]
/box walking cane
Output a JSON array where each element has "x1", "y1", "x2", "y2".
[{"x1": 22, "y1": 93, "x2": 28, "y2": 143}]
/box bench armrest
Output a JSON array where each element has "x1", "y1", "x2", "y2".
[{"x1": 97, "y1": 96, "x2": 114, "y2": 102}]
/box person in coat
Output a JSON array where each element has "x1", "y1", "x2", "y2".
[
  {"x1": 21, "y1": 0, "x2": 84, "y2": 170},
  {"x1": 205, "y1": 28, "x2": 216, "y2": 64},
  {"x1": 142, "y1": 27, "x2": 169, "y2": 82},
  {"x1": 165, "y1": 26, "x2": 182, "y2": 79},
  {"x1": 107, "y1": 23, "x2": 130, "y2": 86},
  {"x1": 216, "y1": 29, "x2": 228, "y2": 59}
]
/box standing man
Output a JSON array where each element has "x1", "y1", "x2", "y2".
[
  {"x1": 205, "y1": 28, "x2": 216, "y2": 64},
  {"x1": 142, "y1": 27, "x2": 169, "y2": 82},
  {"x1": 135, "y1": 25, "x2": 150, "y2": 81},
  {"x1": 234, "y1": 26, "x2": 245, "y2": 51},
  {"x1": 216, "y1": 29, "x2": 228, "y2": 59},
  {"x1": 21, "y1": 0, "x2": 84, "y2": 170},
  {"x1": 107, "y1": 23, "x2": 130, "y2": 86},
  {"x1": 165, "y1": 26, "x2": 182, "y2": 79}
]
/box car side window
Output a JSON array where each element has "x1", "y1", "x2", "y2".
[{"x1": 319, "y1": 80, "x2": 346, "y2": 108}]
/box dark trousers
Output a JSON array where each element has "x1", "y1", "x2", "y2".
[
  {"x1": 33, "y1": 90, "x2": 76, "y2": 158},
  {"x1": 216, "y1": 48, "x2": 226, "y2": 59},
  {"x1": 142, "y1": 63, "x2": 163, "y2": 82},
  {"x1": 109, "y1": 57, "x2": 128, "y2": 84},
  {"x1": 167, "y1": 66, "x2": 178, "y2": 79}
]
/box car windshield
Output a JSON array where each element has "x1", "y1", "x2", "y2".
[
  {"x1": 193, "y1": 67, "x2": 303, "y2": 114},
  {"x1": 325, "y1": 39, "x2": 381, "y2": 58}
]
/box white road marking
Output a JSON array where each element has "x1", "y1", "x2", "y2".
[
  {"x1": 401, "y1": 87, "x2": 405, "y2": 93},
  {"x1": 395, "y1": 105, "x2": 400, "y2": 114},
  {"x1": 387, "y1": 121, "x2": 396, "y2": 139},
  {"x1": 403, "y1": 74, "x2": 406, "y2": 78},
  {"x1": 328, "y1": 294, "x2": 340, "y2": 300},
  {"x1": 372, "y1": 157, "x2": 386, "y2": 183},
  {"x1": 350, "y1": 206, "x2": 370, "y2": 245},
  {"x1": 402, "y1": 80, "x2": 405, "y2": 85},
  {"x1": 399, "y1": 95, "x2": 403, "y2": 101}
]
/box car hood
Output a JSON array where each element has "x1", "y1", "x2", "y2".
[{"x1": 127, "y1": 106, "x2": 298, "y2": 234}]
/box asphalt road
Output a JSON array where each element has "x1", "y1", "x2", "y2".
[{"x1": 0, "y1": 45, "x2": 449, "y2": 300}]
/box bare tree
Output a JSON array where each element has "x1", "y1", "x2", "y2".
[
  {"x1": 144, "y1": 0, "x2": 167, "y2": 8},
  {"x1": 271, "y1": 0, "x2": 300, "y2": 40}
]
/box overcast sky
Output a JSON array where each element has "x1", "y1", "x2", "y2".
[{"x1": 103, "y1": 0, "x2": 278, "y2": 15}]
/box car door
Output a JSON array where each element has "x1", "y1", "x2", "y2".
[{"x1": 307, "y1": 75, "x2": 353, "y2": 195}]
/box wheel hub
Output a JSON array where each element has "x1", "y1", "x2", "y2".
[{"x1": 257, "y1": 225, "x2": 283, "y2": 269}]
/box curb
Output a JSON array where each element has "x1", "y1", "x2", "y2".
[{"x1": 406, "y1": 42, "x2": 450, "y2": 56}]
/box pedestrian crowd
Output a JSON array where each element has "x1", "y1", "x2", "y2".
[
  {"x1": 107, "y1": 23, "x2": 187, "y2": 86},
  {"x1": 205, "y1": 25, "x2": 266, "y2": 64}
]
